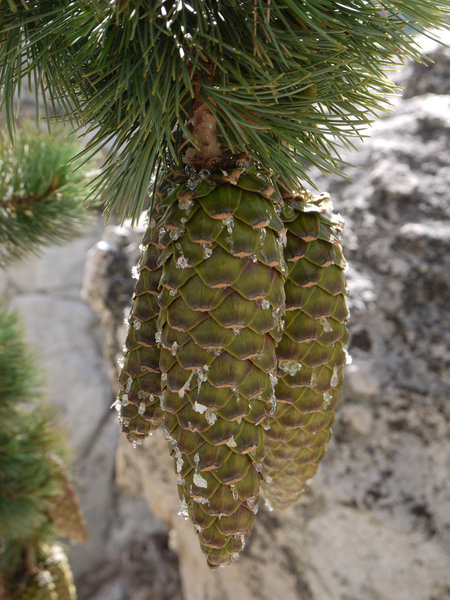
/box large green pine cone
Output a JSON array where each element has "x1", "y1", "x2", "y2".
[
  {"x1": 157, "y1": 172, "x2": 286, "y2": 568},
  {"x1": 263, "y1": 193, "x2": 349, "y2": 510},
  {"x1": 116, "y1": 223, "x2": 164, "y2": 443}
]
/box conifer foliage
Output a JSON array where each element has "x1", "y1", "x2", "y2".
[
  {"x1": 0, "y1": 307, "x2": 85, "y2": 599},
  {"x1": 1, "y1": 0, "x2": 448, "y2": 569},
  {"x1": 0, "y1": 126, "x2": 89, "y2": 597},
  {"x1": 0, "y1": 125, "x2": 91, "y2": 266}
]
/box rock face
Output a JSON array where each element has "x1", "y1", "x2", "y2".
[{"x1": 85, "y1": 43, "x2": 450, "y2": 600}]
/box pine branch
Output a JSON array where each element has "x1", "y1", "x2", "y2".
[
  {"x1": 1, "y1": 1, "x2": 448, "y2": 218},
  {"x1": 0, "y1": 123, "x2": 95, "y2": 266}
]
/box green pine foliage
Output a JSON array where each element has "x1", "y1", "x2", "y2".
[
  {"x1": 0, "y1": 307, "x2": 68, "y2": 573},
  {"x1": 0, "y1": 305, "x2": 40, "y2": 416},
  {"x1": 0, "y1": 1, "x2": 448, "y2": 221},
  {"x1": 0, "y1": 124, "x2": 94, "y2": 266},
  {"x1": 0, "y1": 404, "x2": 66, "y2": 542},
  {"x1": 0, "y1": 126, "x2": 89, "y2": 592}
]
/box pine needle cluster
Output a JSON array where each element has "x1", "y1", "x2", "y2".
[
  {"x1": 1, "y1": 1, "x2": 448, "y2": 221},
  {"x1": 0, "y1": 124, "x2": 94, "y2": 266}
]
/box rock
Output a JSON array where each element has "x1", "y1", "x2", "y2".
[
  {"x1": 338, "y1": 402, "x2": 374, "y2": 437},
  {"x1": 121, "y1": 532, "x2": 183, "y2": 600},
  {"x1": 401, "y1": 40, "x2": 450, "y2": 99},
  {"x1": 306, "y1": 504, "x2": 450, "y2": 600}
]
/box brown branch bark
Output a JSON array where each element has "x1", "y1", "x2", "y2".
[
  {"x1": 191, "y1": 78, "x2": 222, "y2": 166},
  {"x1": 2, "y1": 178, "x2": 59, "y2": 211}
]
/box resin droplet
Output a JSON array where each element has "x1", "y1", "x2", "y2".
[
  {"x1": 323, "y1": 391, "x2": 333, "y2": 409},
  {"x1": 280, "y1": 360, "x2": 303, "y2": 376},
  {"x1": 177, "y1": 498, "x2": 189, "y2": 519},
  {"x1": 330, "y1": 366, "x2": 339, "y2": 387},
  {"x1": 224, "y1": 216, "x2": 234, "y2": 234},
  {"x1": 170, "y1": 228, "x2": 184, "y2": 241},
  {"x1": 193, "y1": 401, "x2": 208, "y2": 414},
  {"x1": 320, "y1": 317, "x2": 333, "y2": 332},
  {"x1": 205, "y1": 410, "x2": 217, "y2": 425},
  {"x1": 176, "y1": 255, "x2": 189, "y2": 269},
  {"x1": 193, "y1": 473, "x2": 208, "y2": 488},
  {"x1": 178, "y1": 371, "x2": 194, "y2": 398},
  {"x1": 111, "y1": 397, "x2": 121, "y2": 411}
]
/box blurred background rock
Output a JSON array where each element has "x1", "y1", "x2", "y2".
[{"x1": 1, "y1": 38, "x2": 448, "y2": 600}]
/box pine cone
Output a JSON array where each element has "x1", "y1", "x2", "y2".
[
  {"x1": 157, "y1": 170, "x2": 286, "y2": 567},
  {"x1": 40, "y1": 544, "x2": 76, "y2": 600},
  {"x1": 116, "y1": 223, "x2": 164, "y2": 443},
  {"x1": 263, "y1": 193, "x2": 349, "y2": 510},
  {"x1": 12, "y1": 569, "x2": 57, "y2": 600}
]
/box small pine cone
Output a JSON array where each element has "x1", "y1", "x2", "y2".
[
  {"x1": 116, "y1": 222, "x2": 164, "y2": 443},
  {"x1": 263, "y1": 193, "x2": 349, "y2": 510},
  {"x1": 45, "y1": 455, "x2": 87, "y2": 542},
  {"x1": 5, "y1": 544, "x2": 76, "y2": 600},
  {"x1": 12, "y1": 570, "x2": 57, "y2": 600},
  {"x1": 40, "y1": 544, "x2": 76, "y2": 600},
  {"x1": 157, "y1": 171, "x2": 286, "y2": 567}
]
